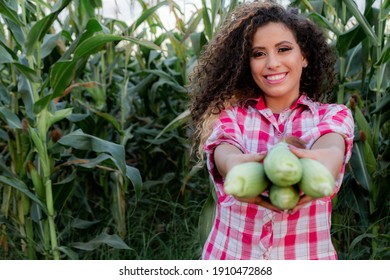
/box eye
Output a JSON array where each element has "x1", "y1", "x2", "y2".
[
  {"x1": 251, "y1": 51, "x2": 265, "y2": 58},
  {"x1": 278, "y1": 47, "x2": 292, "y2": 53}
]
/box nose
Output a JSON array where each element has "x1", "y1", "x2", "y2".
[{"x1": 266, "y1": 53, "x2": 280, "y2": 69}]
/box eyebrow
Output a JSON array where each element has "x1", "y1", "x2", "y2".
[{"x1": 251, "y1": 40, "x2": 294, "y2": 50}]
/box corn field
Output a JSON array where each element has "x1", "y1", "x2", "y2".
[{"x1": 0, "y1": 0, "x2": 389, "y2": 260}]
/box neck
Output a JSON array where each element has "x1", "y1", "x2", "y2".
[{"x1": 264, "y1": 94, "x2": 299, "y2": 113}]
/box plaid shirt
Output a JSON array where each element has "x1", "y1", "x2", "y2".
[{"x1": 203, "y1": 94, "x2": 354, "y2": 260}]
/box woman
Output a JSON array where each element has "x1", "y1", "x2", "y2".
[{"x1": 188, "y1": 1, "x2": 354, "y2": 259}]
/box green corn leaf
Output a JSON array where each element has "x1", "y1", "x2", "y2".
[
  {"x1": 72, "y1": 34, "x2": 124, "y2": 60},
  {"x1": 202, "y1": 0, "x2": 212, "y2": 39},
  {"x1": 126, "y1": 0, "x2": 168, "y2": 34},
  {"x1": 210, "y1": 0, "x2": 221, "y2": 27},
  {"x1": 59, "y1": 18, "x2": 108, "y2": 62},
  {"x1": 60, "y1": 153, "x2": 141, "y2": 200},
  {"x1": 354, "y1": 106, "x2": 373, "y2": 147},
  {"x1": 0, "y1": 107, "x2": 22, "y2": 129},
  {"x1": 0, "y1": 1, "x2": 24, "y2": 26},
  {"x1": 18, "y1": 75, "x2": 35, "y2": 119},
  {"x1": 41, "y1": 33, "x2": 62, "y2": 59},
  {"x1": 308, "y1": 12, "x2": 341, "y2": 36},
  {"x1": 155, "y1": 109, "x2": 190, "y2": 139},
  {"x1": 58, "y1": 129, "x2": 126, "y2": 174},
  {"x1": 57, "y1": 246, "x2": 79, "y2": 260},
  {"x1": 12, "y1": 63, "x2": 41, "y2": 83},
  {"x1": 28, "y1": 126, "x2": 50, "y2": 177},
  {"x1": 375, "y1": 39, "x2": 390, "y2": 66},
  {"x1": 126, "y1": 166, "x2": 143, "y2": 202},
  {"x1": 341, "y1": 0, "x2": 378, "y2": 46},
  {"x1": 363, "y1": 140, "x2": 377, "y2": 175},
  {"x1": 25, "y1": 0, "x2": 72, "y2": 55},
  {"x1": 380, "y1": 110, "x2": 390, "y2": 129},
  {"x1": 0, "y1": 44, "x2": 14, "y2": 63},
  {"x1": 50, "y1": 60, "x2": 76, "y2": 99},
  {"x1": 167, "y1": 33, "x2": 186, "y2": 62},
  {"x1": 5, "y1": 19, "x2": 25, "y2": 47},
  {"x1": 349, "y1": 233, "x2": 376, "y2": 251},
  {"x1": 347, "y1": 181, "x2": 369, "y2": 227},
  {"x1": 0, "y1": 175, "x2": 47, "y2": 214},
  {"x1": 33, "y1": 94, "x2": 53, "y2": 115},
  {"x1": 198, "y1": 188, "x2": 216, "y2": 247},
  {"x1": 49, "y1": 34, "x2": 161, "y2": 100},
  {"x1": 372, "y1": 92, "x2": 390, "y2": 114},
  {"x1": 49, "y1": 108, "x2": 73, "y2": 126},
  {"x1": 92, "y1": 110, "x2": 122, "y2": 135},
  {"x1": 71, "y1": 218, "x2": 101, "y2": 229},
  {"x1": 68, "y1": 154, "x2": 111, "y2": 169},
  {"x1": 185, "y1": 9, "x2": 203, "y2": 40},
  {"x1": 336, "y1": 25, "x2": 367, "y2": 57},
  {"x1": 73, "y1": 34, "x2": 161, "y2": 60},
  {"x1": 349, "y1": 142, "x2": 373, "y2": 191},
  {"x1": 190, "y1": 31, "x2": 207, "y2": 56},
  {"x1": 28, "y1": 126, "x2": 45, "y2": 156},
  {"x1": 71, "y1": 232, "x2": 131, "y2": 251}
]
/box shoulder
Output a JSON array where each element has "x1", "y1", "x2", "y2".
[
  {"x1": 298, "y1": 96, "x2": 352, "y2": 119},
  {"x1": 318, "y1": 103, "x2": 353, "y2": 119}
]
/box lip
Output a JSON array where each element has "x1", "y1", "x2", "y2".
[{"x1": 264, "y1": 72, "x2": 288, "y2": 84}]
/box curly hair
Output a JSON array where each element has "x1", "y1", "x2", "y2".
[{"x1": 188, "y1": 0, "x2": 337, "y2": 160}]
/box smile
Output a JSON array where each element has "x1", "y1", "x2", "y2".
[{"x1": 265, "y1": 73, "x2": 287, "y2": 81}]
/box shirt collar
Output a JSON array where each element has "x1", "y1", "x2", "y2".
[{"x1": 248, "y1": 93, "x2": 317, "y2": 114}]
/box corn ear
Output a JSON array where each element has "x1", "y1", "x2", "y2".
[
  {"x1": 27, "y1": 161, "x2": 45, "y2": 200},
  {"x1": 36, "y1": 108, "x2": 50, "y2": 141},
  {"x1": 28, "y1": 126, "x2": 50, "y2": 178},
  {"x1": 49, "y1": 108, "x2": 73, "y2": 126},
  {"x1": 264, "y1": 141, "x2": 302, "y2": 187}
]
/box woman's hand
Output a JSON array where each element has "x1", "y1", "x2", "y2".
[
  {"x1": 287, "y1": 133, "x2": 345, "y2": 179},
  {"x1": 235, "y1": 193, "x2": 314, "y2": 214},
  {"x1": 285, "y1": 133, "x2": 346, "y2": 213},
  {"x1": 234, "y1": 195, "x2": 282, "y2": 213},
  {"x1": 289, "y1": 195, "x2": 314, "y2": 214}
]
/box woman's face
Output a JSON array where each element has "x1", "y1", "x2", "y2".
[{"x1": 249, "y1": 22, "x2": 307, "y2": 105}]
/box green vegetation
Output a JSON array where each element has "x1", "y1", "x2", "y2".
[{"x1": 0, "y1": 0, "x2": 389, "y2": 260}]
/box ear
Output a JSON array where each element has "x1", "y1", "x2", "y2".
[{"x1": 302, "y1": 57, "x2": 308, "y2": 68}]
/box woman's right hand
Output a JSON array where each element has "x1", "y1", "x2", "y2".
[{"x1": 234, "y1": 195, "x2": 282, "y2": 213}]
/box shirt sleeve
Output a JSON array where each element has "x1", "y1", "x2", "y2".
[
  {"x1": 306, "y1": 104, "x2": 355, "y2": 195},
  {"x1": 310, "y1": 104, "x2": 354, "y2": 163},
  {"x1": 204, "y1": 108, "x2": 248, "y2": 183}
]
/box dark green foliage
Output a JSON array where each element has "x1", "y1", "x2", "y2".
[{"x1": 0, "y1": 0, "x2": 388, "y2": 260}]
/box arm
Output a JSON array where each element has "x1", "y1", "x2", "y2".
[
  {"x1": 289, "y1": 132, "x2": 345, "y2": 179},
  {"x1": 214, "y1": 143, "x2": 264, "y2": 178},
  {"x1": 288, "y1": 132, "x2": 346, "y2": 214},
  {"x1": 214, "y1": 143, "x2": 281, "y2": 212}
]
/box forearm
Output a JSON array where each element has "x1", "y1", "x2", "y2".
[
  {"x1": 288, "y1": 133, "x2": 346, "y2": 179},
  {"x1": 214, "y1": 144, "x2": 264, "y2": 178},
  {"x1": 214, "y1": 144, "x2": 243, "y2": 178},
  {"x1": 311, "y1": 133, "x2": 345, "y2": 179}
]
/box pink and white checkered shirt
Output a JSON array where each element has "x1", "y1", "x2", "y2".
[{"x1": 203, "y1": 94, "x2": 354, "y2": 260}]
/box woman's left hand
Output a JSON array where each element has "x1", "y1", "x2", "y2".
[
  {"x1": 289, "y1": 194, "x2": 314, "y2": 214},
  {"x1": 287, "y1": 133, "x2": 345, "y2": 180}
]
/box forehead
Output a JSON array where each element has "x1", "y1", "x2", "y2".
[{"x1": 252, "y1": 22, "x2": 297, "y2": 44}]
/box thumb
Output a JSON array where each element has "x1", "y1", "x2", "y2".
[
  {"x1": 242, "y1": 152, "x2": 266, "y2": 163},
  {"x1": 288, "y1": 144, "x2": 316, "y2": 160}
]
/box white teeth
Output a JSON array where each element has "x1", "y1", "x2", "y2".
[{"x1": 266, "y1": 73, "x2": 286, "y2": 81}]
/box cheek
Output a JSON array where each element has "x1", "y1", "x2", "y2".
[{"x1": 249, "y1": 60, "x2": 262, "y2": 75}]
